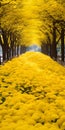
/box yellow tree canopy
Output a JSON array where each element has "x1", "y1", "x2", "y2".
[{"x1": 0, "y1": 0, "x2": 65, "y2": 46}]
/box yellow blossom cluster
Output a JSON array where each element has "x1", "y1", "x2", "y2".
[{"x1": 0, "y1": 52, "x2": 65, "y2": 130}]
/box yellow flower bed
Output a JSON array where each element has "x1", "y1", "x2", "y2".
[{"x1": 0, "y1": 52, "x2": 65, "y2": 130}]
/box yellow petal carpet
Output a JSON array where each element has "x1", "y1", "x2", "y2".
[{"x1": 0, "y1": 52, "x2": 65, "y2": 130}]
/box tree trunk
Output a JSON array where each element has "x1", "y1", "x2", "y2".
[
  {"x1": 2, "y1": 44, "x2": 7, "y2": 62},
  {"x1": 11, "y1": 41, "x2": 14, "y2": 58},
  {"x1": 61, "y1": 28, "x2": 64, "y2": 62},
  {"x1": 51, "y1": 22, "x2": 57, "y2": 60},
  {"x1": 41, "y1": 44, "x2": 49, "y2": 55},
  {"x1": 20, "y1": 45, "x2": 26, "y2": 54},
  {"x1": 2, "y1": 30, "x2": 8, "y2": 62},
  {"x1": 7, "y1": 45, "x2": 11, "y2": 60},
  {"x1": 0, "y1": 56, "x2": 1, "y2": 65},
  {"x1": 17, "y1": 45, "x2": 19, "y2": 56},
  {"x1": 0, "y1": 38, "x2": 2, "y2": 64},
  {"x1": 14, "y1": 45, "x2": 16, "y2": 56}
]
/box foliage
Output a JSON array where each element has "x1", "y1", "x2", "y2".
[
  {"x1": 0, "y1": 0, "x2": 65, "y2": 46},
  {"x1": 0, "y1": 52, "x2": 65, "y2": 130}
]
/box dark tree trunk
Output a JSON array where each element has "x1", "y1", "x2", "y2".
[
  {"x1": 10, "y1": 32, "x2": 17, "y2": 58},
  {"x1": 11, "y1": 41, "x2": 15, "y2": 58},
  {"x1": 0, "y1": 57, "x2": 1, "y2": 65},
  {"x1": 51, "y1": 22, "x2": 57, "y2": 60},
  {"x1": 7, "y1": 45, "x2": 11, "y2": 60},
  {"x1": 14, "y1": 45, "x2": 16, "y2": 56},
  {"x1": 41, "y1": 43, "x2": 49, "y2": 55},
  {"x1": 20, "y1": 45, "x2": 26, "y2": 54},
  {"x1": 2, "y1": 44, "x2": 7, "y2": 62},
  {"x1": 2, "y1": 30, "x2": 8, "y2": 62},
  {"x1": 17, "y1": 45, "x2": 19, "y2": 56},
  {"x1": 8, "y1": 48, "x2": 11, "y2": 60},
  {"x1": 0, "y1": 38, "x2": 2, "y2": 64},
  {"x1": 61, "y1": 28, "x2": 64, "y2": 62},
  {"x1": 49, "y1": 44, "x2": 51, "y2": 56}
]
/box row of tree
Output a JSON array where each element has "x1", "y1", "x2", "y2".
[{"x1": 0, "y1": 0, "x2": 65, "y2": 64}]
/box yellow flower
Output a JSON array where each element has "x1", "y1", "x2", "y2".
[{"x1": 0, "y1": 52, "x2": 65, "y2": 130}]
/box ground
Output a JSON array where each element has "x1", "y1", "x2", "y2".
[{"x1": 0, "y1": 52, "x2": 65, "y2": 130}]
